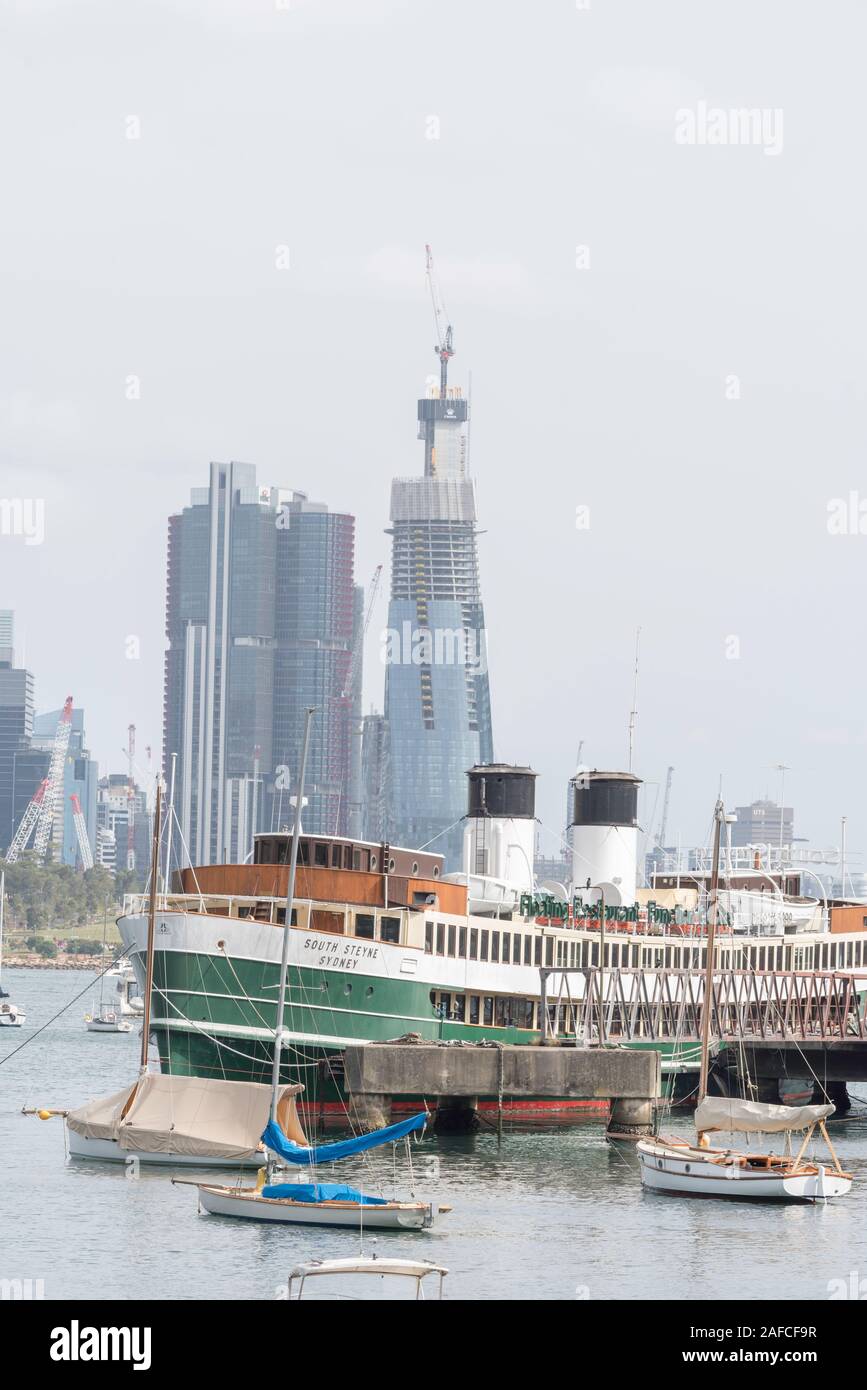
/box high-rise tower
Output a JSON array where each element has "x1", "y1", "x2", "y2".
[{"x1": 382, "y1": 273, "x2": 493, "y2": 869}]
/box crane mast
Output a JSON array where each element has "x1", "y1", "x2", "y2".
[
  {"x1": 425, "y1": 243, "x2": 455, "y2": 398},
  {"x1": 6, "y1": 779, "x2": 49, "y2": 863},
  {"x1": 126, "y1": 723, "x2": 136, "y2": 871},
  {"x1": 71, "y1": 794, "x2": 94, "y2": 871},
  {"x1": 656, "y1": 765, "x2": 675, "y2": 851}
]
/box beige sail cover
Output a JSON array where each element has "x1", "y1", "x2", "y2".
[
  {"x1": 67, "y1": 1076, "x2": 306, "y2": 1159},
  {"x1": 66, "y1": 1084, "x2": 136, "y2": 1141},
  {"x1": 695, "y1": 1097, "x2": 835, "y2": 1135}
]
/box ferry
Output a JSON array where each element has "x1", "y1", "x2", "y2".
[{"x1": 117, "y1": 766, "x2": 867, "y2": 1125}]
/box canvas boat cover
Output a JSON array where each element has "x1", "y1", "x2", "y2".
[
  {"x1": 67, "y1": 1075, "x2": 305, "y2": 1160},
  {"x1": 262, "y1": 1110, "x2": 428, "y2": 1166},
  {"x1": 261, "y1": 1182, "x2": 389, "y2": 1205},
  {"x1": 695, "y1": 1096, "x2": 835, "y2": 1135}
]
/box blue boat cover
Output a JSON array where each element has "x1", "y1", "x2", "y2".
[
  {"x1": 261, "y1": 1111, "x2": 427, "y2": 1166},
  {"x1": 261, "y1": 1182, "x2": 389, "y2": 1205}
]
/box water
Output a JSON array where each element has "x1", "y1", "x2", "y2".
[{"x1": 3, "y1": 967, "x2": 867, "y2": 1301}]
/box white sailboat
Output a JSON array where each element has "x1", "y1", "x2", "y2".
[
  {"x1": 187, "y1": 708, "x2": 448, "y2": 1231},
  {"x1": 84, "y1": 906, "x2": 132, "y2": 1032},
  {"x1": 0, "y1": 871, "x2": 25, "y2": 1028},
  {"x1": 638, "y1": 798, "x2": 853, "y2": 1203}
]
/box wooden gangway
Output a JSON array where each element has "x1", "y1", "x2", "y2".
[{"x1": 539, "y1": 969, "x2": 866, "y2": 1046}]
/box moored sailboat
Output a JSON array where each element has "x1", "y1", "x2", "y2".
[
  {"x1": 637, "y1": 798, "x2": 853, "y2": 1203},
  {"x1": 0, "y1": 871, "x2": 25, "y2": 1027}
]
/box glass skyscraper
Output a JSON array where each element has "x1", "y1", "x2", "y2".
[
  {"x1": 163, "y1": 465, "x2": 357, "y2": 866},
  {"x1": 382, "y1": 372, "x2": 493, "y2": 870}
]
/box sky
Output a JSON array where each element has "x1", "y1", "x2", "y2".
[{"x1": 2, "y1": 0, "x2": 865, "y2": 866}]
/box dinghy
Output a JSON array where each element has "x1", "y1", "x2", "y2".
[{"x1": 638, "y1": 797, "x2": 853, "y2": 1204}]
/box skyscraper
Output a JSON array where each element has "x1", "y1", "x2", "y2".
[
  {"x1": 163, "y1": 465, "x2": 358, "y2": 866},
  {"x1": 382, "y1": 342, "x2": 493, "y2": 869}
]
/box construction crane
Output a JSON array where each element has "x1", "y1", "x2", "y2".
[
  {"x1": 656, "y1": 766, "x2": 675, "y2": 851},
  {"x1": 6, "y1": 779, "x2": 49, "y2": 863},
  {"x1": 126, "y1": 724, "x2": 136, "y2": 871},
  {"x1": 32, "y1": 696, "x2": 74, "y2": 859},
  {"x1": 342, "y1": 565, "x2": 383, "y2": 702},
  {"x1": 70, "y1": 794, "x2": 94, "y2": 871},
  {"x1": 425, "y1": 244, "x2": 455, "y2": 399}
]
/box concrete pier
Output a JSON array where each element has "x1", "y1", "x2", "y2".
[{"x1": 342, "y1": 1043, "x2": 660, "y2": 1136}]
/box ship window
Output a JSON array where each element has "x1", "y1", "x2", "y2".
[
  {"x1": 439, "y1": 992, "x2": 451, "y2": 1019},
  {"x1": 545, "y1": 937, "x2": 554, "y2": 967},
  {"x1": 331, "y1": 844, "x2": 341, "y2": 867},
  {"x1": 380, "y1": 916, "x2": 400, "y2": 944},
  {"x1": 523, "y1": 936, "x2": 532, "y2": 966},
  {"x1": 483, "y1": 997, "x2": 494, "y2": 1026},
  {"x1": 436, "y1": 923, "x2": 445, "y2": 956},
  {"x1": 469, "y1": 995, "x2": 480, "y2": 1025},
  {"x1": 370, "y1": 854, "x2": 378, "y2": 870},
  {"x1": 502, "y1": 932, "x2": 510, "y2": 963},
  {"x1": 453, "y1": 994, "x2": 466, "y2": 1022},
  {"x1": 298, "y1": 841, "x2": 309, "y2": 865},
  {"x1": 448, "y1": 924, "x2": 457, "y2": 956},
  {"x1": 344, "y1": 845, "x2": 353, "y2": 869},
  {"x1": 274, "y1": 907, "x2": 297, "y2": 926},
  {"x1": 491, "y1": 932, "x2": 500, "y2": 963},
  {"x1": 495, "y1": 997, "x2": 507, "y2": 1027},
  {"x1": 352, "y1": 849, "x2": 362, "y2": 870},
  {"x1": 388, "y1": 857, "x2": 396, "y2": 872},
  {"x1": 355, "y1": 914, "x2": 375, "y2": 939},
  {"x1": 523, "y1": 999, "x2": 535, "y2": 1029},
  {"x1": 311, "y1": 909, "x2": 343, "y2": 935},
  {"x1": 412, "y1": 862, "x2": 419, "y2": 875},
  {"x1": 433, "y1": 866, "x2": 440, "y2": 878},
  {"x1": 458, "y1": 926, "x2": 467, "y2": 959},
  {"x1": 535, "y1": 936, "x2": 543, "y2": 966},
  {"x1": 425, "y1": 922, "x2": 434, "y2": 954},
  {"x1": 470, "y1": 929, "x2": 478, "y2": 960},
  {"x1": 480, "y1": 930, "x2": 489, "y2": 962}
]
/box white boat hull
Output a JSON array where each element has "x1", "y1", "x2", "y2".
[
  {"x1": 85, "y1": 1019, "x2": 133, "y2": 1033},
  {"x1": 638, "y1": 1138, "x2": 853, "y2": 1202},
  {"x1": 66, "y1": 1128, "x2": 264, "y2": 1168},
  {"x1": 0, "y1": 1006, "x2": 24, "y2": 1027},
  {"x1": 197, "y1": 1184, "x2": 437, "y2": 1230}
]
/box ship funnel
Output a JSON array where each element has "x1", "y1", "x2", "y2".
[
  {"x1": 463, "y1": 764, "x2": 536, "y2": 892},
  {"x1": 570, "y1": 770, "x2": 641, "y2": 907}
]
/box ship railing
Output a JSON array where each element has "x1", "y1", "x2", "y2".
[{"x1": 538, "y1": 967, "x2": 866, "y2": 1046}]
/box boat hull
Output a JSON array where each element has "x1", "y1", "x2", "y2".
[
  {"x1": 637, "y1": 1139, "x2": 853, "y2": 1202},
  {"x1": 0, "y1": 1008, "x2": 24, "y2": 1027},
  {"x1": 66, "y1": 1128, "x2": 264, "y2": 1168},
  {"x1": 197, "y1": 1184, "x2": 436, "y2": 1229}
]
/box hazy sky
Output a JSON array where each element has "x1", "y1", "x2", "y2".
[{"x1": 3, "y1": 0, "x2": 865, "y2": 865}]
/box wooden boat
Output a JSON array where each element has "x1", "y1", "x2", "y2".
[
  {"x1": 286, "y1": 1257, "x2": 448, "y2": 1299},
  {"x1": 186, "y1": 709, "x2": 446, "y2": 1231},
  {"x1": 638, "y1": 798, "x2": 854, "y2": 1204}
]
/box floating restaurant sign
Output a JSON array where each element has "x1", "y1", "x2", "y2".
[{"x1": 518, "y1": 892, "x2": 715, "y2": 929}]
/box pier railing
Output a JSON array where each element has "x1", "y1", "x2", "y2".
[{"x1": 539, "y1": 968, "x2": 866, "y2": 1045}]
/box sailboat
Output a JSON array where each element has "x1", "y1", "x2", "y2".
[
  {"x1": 0, "y1": 871, "x2": 25, "y2": 1027},
  {"x1": 30, "y1": 781, "x2": 293, "y2": 1168},
  {"x1": 637, "y1": 798, "x2": 853, "y2": 1203},
  {"x1": 84, "y1": 905, "x2": 133, "y2": 1032},
  {"x1": 186, "y1": 707, "x2": 448, "y2": 1231}
]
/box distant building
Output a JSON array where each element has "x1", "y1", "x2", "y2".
[
  {"x1": 731, "y1": 799, "x2": 794, "y2": 850},
  {"x1": 95, "y1": 774, "x2": 151, "y2": 876},
  {"x1": 162, "y1": 464, "x2": 358, "y2": 866},
  {"x1": 0, "y1": 613, "x2": 36, "y2": 853},
  {"x1": 361, "y1": 713, "x2": 389, "y2": 843}
]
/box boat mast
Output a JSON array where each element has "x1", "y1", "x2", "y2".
[
  {"x1": 139, "y1": 779, "x2": 162, "y2": 1076},
  {"x1": 698, "y1": 798, "x2": 723, "y2": 1104},
  {"x1": 269, "y1": 706, "x2": 316, "y2": 1127}
]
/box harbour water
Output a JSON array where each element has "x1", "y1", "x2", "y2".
[{"x1": 3, "y1": 968, "x2": 867, "y2": 1302}]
